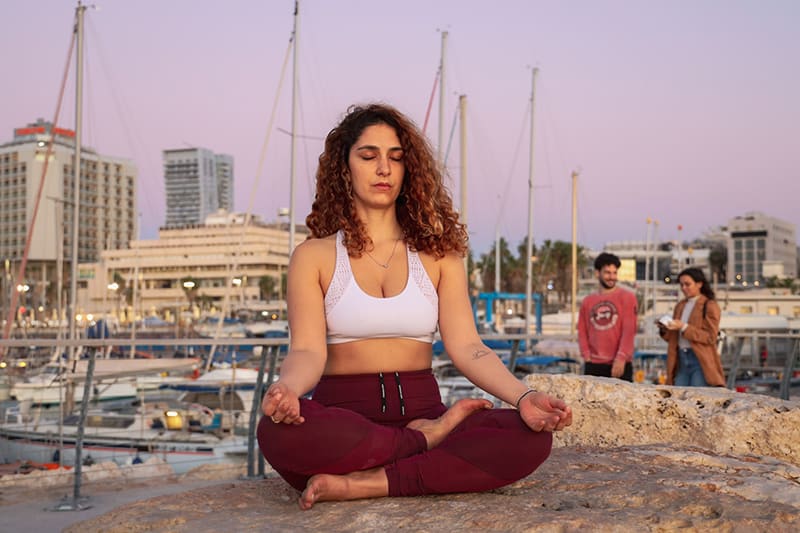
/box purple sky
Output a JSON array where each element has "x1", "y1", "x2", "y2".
[{"x1": 2, "y1": 0, "x2": 798, "y2": 256}]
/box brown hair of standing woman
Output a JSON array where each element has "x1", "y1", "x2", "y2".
[
  {"x1": 305, "y1": 103, "x2": 468, "y2": 259},
  {"x1": 678, "y1": 267, "x2": 715, "y2": 300}
]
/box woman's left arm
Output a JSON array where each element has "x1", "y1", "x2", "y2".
[{"x1": 435, "y1": 254, "x2": 571, "y2": 430}]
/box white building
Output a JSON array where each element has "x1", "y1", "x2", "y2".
[
  {"x1": 0, "y1": 119, "x2": 137, "y2": 321},
  {"x1": 727, "y1": 212, "x2": 797, "y2": 284},
  {"x1": 163, "y1": 148, "x2": 234, "y2": 227},
  {"x1": 600, "y1": 241, "x2": 711, "y2": 283},
  {"x1": 77, "y1": 211, "x2": 306, "y2": 321}
]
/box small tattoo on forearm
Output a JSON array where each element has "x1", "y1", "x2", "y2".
[{"x1": 472, "y1": 349, "x2": 490, "y2": 359}]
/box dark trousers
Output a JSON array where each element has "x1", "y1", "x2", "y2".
[
  {"x1": 584, "y1": 361, "x2": 633, "y2": 382},
  {"x1": 257, "y1": 369, "x2": 552, "y2": 496}
]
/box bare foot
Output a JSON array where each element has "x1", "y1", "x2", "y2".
[
  {"x1": 406, "y1": 398, "x2": 491, "y2": 449},
  {"x1": 299, "y1": 468, "x2": 388, "y2": 510}
]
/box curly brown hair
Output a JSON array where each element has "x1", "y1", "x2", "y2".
[{"x1": 306, "y1": 103, "x2": 468, "y2": 258}]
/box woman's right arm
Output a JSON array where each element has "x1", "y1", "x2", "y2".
[{"x1": 261, "y1": 240, "x2": 329, "y2": 424}]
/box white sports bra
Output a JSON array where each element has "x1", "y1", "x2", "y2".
[{"x1": 325, "y1": 231, "x2": 438, "y2": 344}]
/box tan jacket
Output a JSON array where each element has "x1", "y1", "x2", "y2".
[{"x1": 660, "y1": 295, "x2": 726, "y2": 386}]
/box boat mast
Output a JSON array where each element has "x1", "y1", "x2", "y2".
[
  {"x1": 524, "y1": 68, "x2": 538, "y2": 349},
  {"x1": 652, "y1": 220, "x2": 659, "y2": 314},
  {"x1": 459, "y1": 94, "x2": 467, "y2": 272},
  {"x1": 644, "y1": 217, "x2": 652, "y2": 318},
  {"x1": 129, "y1": 213, "x2": 140, "y2": 358},
  {"x1": 288, "y1": 0, "x2": 299, "y2": 254},
  {"x1": 438, "y1": 30, "x2": 447, "y2": 165},
  {"x1": 570, "y1": 170, "x2": 579, "y2": 337},
  {"x1": 68, "y1": 2, "x2": 85, "y2": 363},
  {"x1": 494, "y1": 230, "x2": 500, "y2": 294},
  {"x1": 70, "y1": 1, "x2": 93, "y2": 509}
]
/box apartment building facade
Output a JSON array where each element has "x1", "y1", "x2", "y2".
[
  {"x1": 163, "y1": 148, "x2": 234, "y2": 227},
  {"x1": 727, "y1": 212, "x2": 797, "y2": 284},
  {"x1": 0, "y1": 119, "x2": 137, "y2": 321}
]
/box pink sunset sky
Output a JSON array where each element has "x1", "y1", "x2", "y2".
[{"x1": 1, "y1": 0, "x2": 798, "y2": 256}]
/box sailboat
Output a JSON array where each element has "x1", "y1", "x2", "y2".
[
  {"x1": 0, "y1": 400, "x2": 249, "y2": 475},
  {"x1": 8, "y1": 358, "x2": 197, "y2": 409}
]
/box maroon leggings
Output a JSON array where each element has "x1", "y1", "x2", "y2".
[{"x1": 257, "y1": 369, "x2": 552, "y2": 497}]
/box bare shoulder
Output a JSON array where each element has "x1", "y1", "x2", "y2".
[
  {"x1": 418, "y1": 250, "x2": 463, "y2": 287},
  {"x1": 291, "y1": 235, "x2": 336, "y2": 264},
  {"x1": 290, "y1": 236, "x2": 337, "y2": 290}
]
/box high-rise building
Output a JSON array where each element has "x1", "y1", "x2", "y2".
[
  {"x1": 0, "y1": 119, "x2": 137, "y2": 320},
  {"x1": 215, "y1": 153, "x2": 234, "y2": 213},
  {"x1": 163, "y1": 148, "x2": 234, "y2": 227},
  {"x1": 727, "y1": 212, "x2": 797, "y2": 284}
]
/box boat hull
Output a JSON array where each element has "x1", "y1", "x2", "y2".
[{"x1": 0, "y1": 424, "x2": 249, "y2": 475}]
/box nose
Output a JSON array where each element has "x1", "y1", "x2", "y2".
[{"x1": 376, "y1": 155, "x2": 391, "y2": 177}]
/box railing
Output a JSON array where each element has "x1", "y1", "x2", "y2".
[
  {"x1": 718, "y1": 330, "x2": 800, "y2": 400},
  {"x1": 0, "y1": 336, "x2": 287, "y2": 510}
]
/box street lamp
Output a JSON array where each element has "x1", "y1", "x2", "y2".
[
  {"x1": 16, "y1": 283, "x2": 30, "y2": 324},
  {"x1": 182, "y1": 279, "x2": 197, "y2": 319},
  {"x1": 107, "y1": 282, "x2": 120, "y2": 325}
]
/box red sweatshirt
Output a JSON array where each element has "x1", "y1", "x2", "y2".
[{"x1": 577, "y1": 287, "x2": 638, "y2": 364}]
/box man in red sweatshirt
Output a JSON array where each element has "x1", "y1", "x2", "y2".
[{"x1": 577, "y1": 252, "x2": 637, "y2": 381}]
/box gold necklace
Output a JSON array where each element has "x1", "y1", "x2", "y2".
[{"x1": 365, "y1": 238, "x2": 401, "y2": 269}]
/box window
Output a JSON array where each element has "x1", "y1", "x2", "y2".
[
  {"x1": 739, "y1": 306, "x2": 753, "y2": 314},
  {"x1": 766, "y1": 306, "x2": 779, "y2": 316}
]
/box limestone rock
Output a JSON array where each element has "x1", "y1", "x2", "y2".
[
  {"x1": 65, "y1": 376, "x2": 800, "y2": 532},
  {"x1": 66, "y1": 445, "x2": 800, "y2": 532},
  {"x1": 523, "y1": 374, "x2": 800, "y2": 467}
]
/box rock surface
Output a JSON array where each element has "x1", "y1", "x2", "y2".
[
  {"x1": 525, "y1": 374, "x2": 800, "y2": 467},
  {"x1": 67, "y1": 376, "x2": 800, "y2": 532}
]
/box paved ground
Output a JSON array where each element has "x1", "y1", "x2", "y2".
[{"x1": 0, "y1": 470, "x2": 252, "y2": 533}]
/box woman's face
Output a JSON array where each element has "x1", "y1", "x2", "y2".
[
  {"x1": 347, "y1": 123, "x2": 405, "y2": 212},
  {"x1": 679, "y1": 275, "x2": 702, "y2": 299}
]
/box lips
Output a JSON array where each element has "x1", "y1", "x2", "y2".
[{"x1": 373, "y1": 182, "x2": 392, "y2": 191}]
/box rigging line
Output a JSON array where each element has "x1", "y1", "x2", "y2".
[
  {"x1": 442, "y1": 99, "x2": 460, "y2": 169},
  {"x1": 296, "y1": 80, "x2": 316, "y2": 206},
  {"x1": 83, "y1": 40, "x2": 95, "y2": 152},
  {"x1": 2, "y1": 24, "x2": 76, "y2": 350},
  {"x1": 275, "y1": 127, "x2": 323, "y2": 140},
  {"x1": 494, "y1": 100, "x2": 531, "y2": 233},
  {"x1": 206, "y1": 27, "x2": 294, "y2": 372},
  {"x1": 537, "y1": 94, "x2": 558, "y2": 239},
  {"x1": 85, "y1": 17, "x2": 160, "y2": 227},
  {"x1": 421, "y1": 68, "x2": 440, "y2": 135}
]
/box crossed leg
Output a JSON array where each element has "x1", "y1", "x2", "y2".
[{"x1": 298, "y1": 398, "x2": 492, "y2": 510}]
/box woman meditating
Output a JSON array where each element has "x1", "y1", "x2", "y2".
[{"x1": 258, "y1": 103, "x2": 572, "y2": 509}]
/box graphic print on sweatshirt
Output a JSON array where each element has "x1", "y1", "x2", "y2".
[{"x1": 589, "y1": 300, "x2": 619, "y2": 331}]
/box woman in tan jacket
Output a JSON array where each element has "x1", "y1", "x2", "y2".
[{"x1": 659, "y1": 267, "x2": 726, "y2": 387}]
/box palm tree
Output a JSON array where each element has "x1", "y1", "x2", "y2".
[
  {"x1": 259, "y1": 275, "x2": 277, "y2": 301},
  {"x1": 708, "y1": 245, "x2": 727, "y2": 283},
  {"x1": 536, "y1": 240, "x2": 588, "y2": 304},
  {"x1": 478, "y1": 237, "x2": 524, "y2": 293}
]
